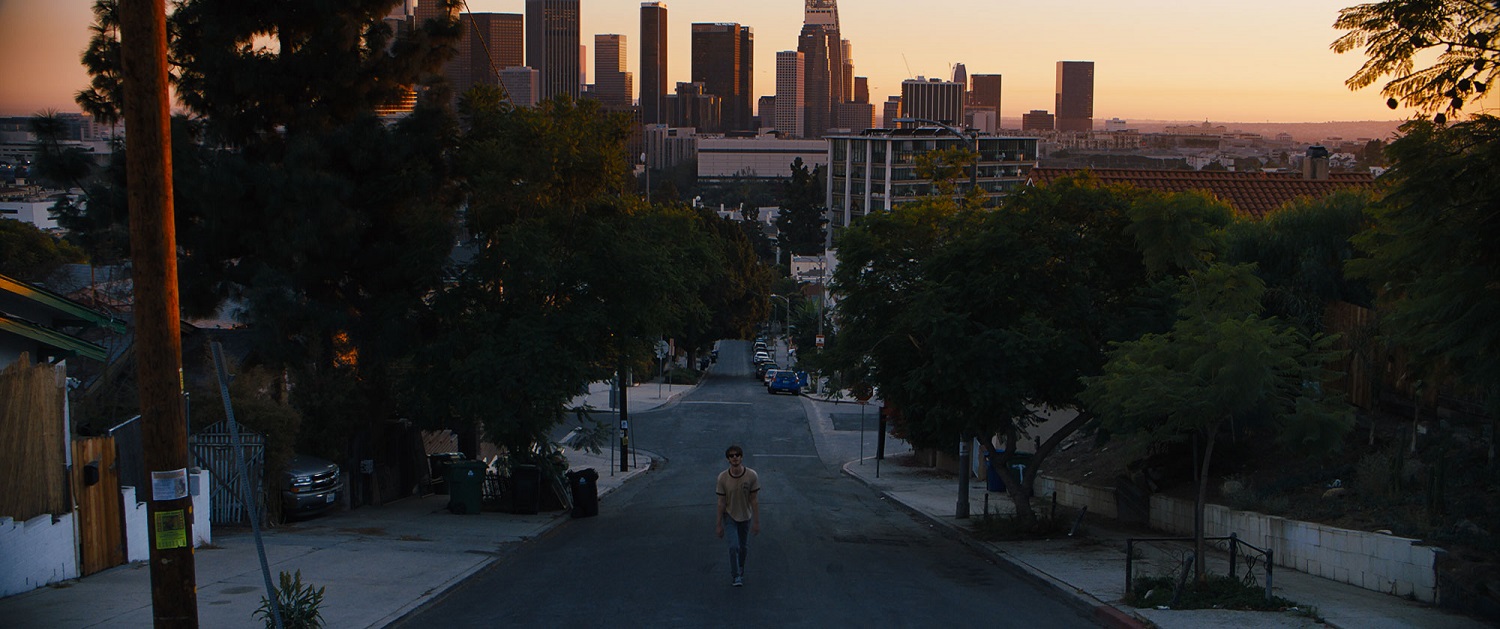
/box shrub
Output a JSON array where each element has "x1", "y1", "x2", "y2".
[{"x1": 255, "y1": 570, "x2": 325, "y2": 629}]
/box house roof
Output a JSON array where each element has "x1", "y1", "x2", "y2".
[
  {"x1": 1027, "y1": 168, "x2": 1377, "y2": 219},
  {"x1": 0, "y1": 272, "x2": 124, "y2": 363}
]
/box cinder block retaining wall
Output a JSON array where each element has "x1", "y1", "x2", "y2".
[{"x1": 1038, "y1": 474, "x2": 1440, "y2": 603}]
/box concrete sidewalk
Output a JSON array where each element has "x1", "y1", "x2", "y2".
[
  {"x1": 0, "y1": 380, "x2": 685, "y2": 629},
  {"x1": 825, "y1": 406, "x2": 1487, "y2": 629}
]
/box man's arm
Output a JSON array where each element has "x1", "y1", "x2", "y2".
[
  {"x1": 749, "y1": 490, "x2": 760, "y2": 535},
  {"x1": 715, "y1": 494, "x2": 726, "y2": 538}
]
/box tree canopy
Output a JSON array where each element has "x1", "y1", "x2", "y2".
[{"x1": 1332, "y1": 0, "x2": 1500, "y2": 121}]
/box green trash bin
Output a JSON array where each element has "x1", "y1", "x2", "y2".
[{"x1": 446, "y1": 460, "x2": 486, "y2": 515}]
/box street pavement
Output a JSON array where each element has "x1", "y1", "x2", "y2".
[{"x1": 0, "y1": 361, "x2": 1487, "y2": 628}]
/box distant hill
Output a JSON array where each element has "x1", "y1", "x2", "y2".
[{"x1": 1000, "y1": 118, "x2": 1406, "y2": 143}]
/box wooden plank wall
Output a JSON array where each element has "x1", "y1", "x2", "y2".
[
  {"x1": 72, "y1": 436, "x2": 124, "y2": 576},
  {"x1": 0, "y1": 355, "x2": 70, "y2": 519}
]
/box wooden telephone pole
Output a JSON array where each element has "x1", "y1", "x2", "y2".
[{"x1": 120, "y1": 0, "x2": 199, "y2": 625}]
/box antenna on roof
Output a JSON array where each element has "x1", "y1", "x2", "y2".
[{"x1": 902, "y1": 53, "x2": 913, "y2": 78}]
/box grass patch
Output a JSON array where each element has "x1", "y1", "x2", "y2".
[{"x1": 1126, "y1": 574, "x2": 1298, "y2": 611}]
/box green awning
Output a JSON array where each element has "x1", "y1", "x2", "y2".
[{"x1": 0, "y1": 312, "x2": 110, "y2": 362}]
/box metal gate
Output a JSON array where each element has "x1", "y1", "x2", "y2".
[{"x1": 189, "y1": 421, "x2": 266, "y2": 526}]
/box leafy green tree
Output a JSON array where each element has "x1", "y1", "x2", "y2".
[
  {"x1": 0, "y1": 219, "x2": 86, "y2": 282},
  {"x1": 775, "y1": 158, "x2": 828, "y2": 264},
  {"x1": 1332, "y1": 0, "x2": 1499, "y2": 122},
  {"x1": 406, "y1": 91, "x2": 733, "y2": 457},
  {"x1": 1226, "y1": 189, "x2": 1377, "y2": 333},
  {"x1": 1083, "y1": 263, "x2": 1352, "y2": 581},
  {"x1": 1347, "y1": 116, "x2": 1500, "y2": 464},
  {"x1": 72, "y1": 0, "x2": 465, "y2": 460}
]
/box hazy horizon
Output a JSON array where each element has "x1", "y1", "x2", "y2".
[{"x1": 4, "y1": 1, "x2": 1490, "y2": 123}]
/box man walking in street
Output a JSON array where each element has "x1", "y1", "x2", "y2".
[{"x1": 714, "y1": 444, "x2": 760, "y2": 587}]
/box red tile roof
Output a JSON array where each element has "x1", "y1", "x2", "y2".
[{"x1": 1027, "y1": 168, "x2": 1377, "y2": 219}]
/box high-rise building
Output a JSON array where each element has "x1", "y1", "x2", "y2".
[
  {"x1": 775, "y1": 50, "x2": 805, "y2": 138},
  {"x1": 691, "y1": 23, "x2": 754, "y2": 132},
  {"x1": 842, "y1": 39, "x2": 855, "y2": 102},
  {"x1": 799, "y1": 0, "x2": 845, "y2": 138},
  {"x1": 411, "y1": 0, "x2": 456, "y2": 29},
  {"x1": 579, "y1": 44, "x2": 588, "y2": 92},
  {"x1": 640, "y1": 2, "x2": 668, "y2": 124},
  {"x1": 834, "y1": 102, "x2": 875, "y2": 131},
  {"x1": 1022, "y1": 109, "x2": 1055, "y2": 131},
  {"x1": 525, "y1": 0, "x2": 580, "y2": 102},
  {"x1": 666, "y1": 82, "x2": 722, "y2": 132},
  {"x1": 1055, "y1": 61, "x2": 1094, "y2": 132},
  {"x1": 852, "y1": 76, "x2": 869, "y2": 104},
  {"x1": 594, "y1": 34, "x2": 633, "y2": 109},
  {"x1": 757, "y1": 95, "x2": 776, "y2": 129},
  {"x1": 970, "y1": 74, "x2": 1001, "y2": 112},
  {"x1": 882, "y1": 96, "x2": 901, "y2": 128},
  {"x1": 501, "y1": 66, "x2": 542, "y2": 107},
  {"x1": 952, "y1": 62, "x2": 967, "y2": 88},
  {"x1": 900, "y1": 78, "x2": 965, "y2": 127},
  {"x1": 445, "y1": 13, "x2": 523, "y2": 101}
]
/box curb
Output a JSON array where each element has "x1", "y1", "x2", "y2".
[
  {"x1": 383, "y1": 453, "x2": 657, "y2": 628},
  {"x1": 840, "y1": 459, "x2": 1152, "y2": 629}
]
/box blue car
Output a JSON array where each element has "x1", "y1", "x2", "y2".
[{"x1": 768, "y1": 370, "x2": 802, "y2": 395}]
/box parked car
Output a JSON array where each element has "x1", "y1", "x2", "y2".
[
  {"x1": 753, "y1": 351, "x2": 771, "y2": 365},
  {"x1": 763, "y1": 368, "x2": 780, "y2": 385},
  {"x1": 281, "y1": 454, "x2": 342, "y2": 520},
  {"x1": 768, "y1": 370, "x2": 802, "y2": 394},
  {"x1": 756, "y1": 361, "x2": 779, "y2": 379}
]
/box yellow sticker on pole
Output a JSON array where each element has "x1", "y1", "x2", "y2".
[{"x1": 154, "y1": 510, "x2": 188, "y2": 550}]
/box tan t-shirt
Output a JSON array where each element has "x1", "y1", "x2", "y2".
[{"x1": 716, "y1": 467, "x2": 760, "y2": 522}]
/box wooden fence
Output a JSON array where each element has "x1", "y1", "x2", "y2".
[
  {"x1": 0, "y1": 355, "x2": 70, "y2": 519},
  {"x1": 190, "y1": 421, "x2": 265, "y2": 526},
  {"x1": 71, "y1": 436, "x2": 124, "y2": 575}
]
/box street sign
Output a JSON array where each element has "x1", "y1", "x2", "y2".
[{"x1": 815, "y1": 334, "x2": 825, "y2": 348}]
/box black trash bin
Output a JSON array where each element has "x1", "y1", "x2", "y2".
[
  {"x1": 445, "y1": 460, "x2": 486, "y2": 515},
  {"x1": 428, "y1": 452, "x2": 464, "y2": 495},
  {"x1": 567, "y1": 468, "x2": 599, "y2": 518},
  {"x1": 511, "y1": 464, "x2": 542, "y2": 514}
]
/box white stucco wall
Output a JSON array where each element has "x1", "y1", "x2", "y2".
[
  {"x1": 0, "y1": 513, "x2": 80, "y2": 597},
  {"x1": 122, "y1": 469, "x2": 212, "y2": 561}
]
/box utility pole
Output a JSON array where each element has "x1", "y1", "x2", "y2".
[{"x1": 120, "y1": 1, "x2": 198, "y2": 625}]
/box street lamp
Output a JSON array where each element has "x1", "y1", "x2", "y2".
[{"x1": 893, "y1": 117, "x2": 979, "y2": 199}]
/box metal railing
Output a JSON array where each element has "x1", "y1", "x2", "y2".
[{"x1": 1125, "y1": 532, "x2": 1275, "y2": 602}]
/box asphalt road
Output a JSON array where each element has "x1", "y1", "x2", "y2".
[{"x1": 394, "y1": 340, "x2": 1100, "y2": 628}]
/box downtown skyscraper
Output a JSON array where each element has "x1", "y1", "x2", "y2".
[
  {"x1": 691, "y1": 23, "x2": 754, "y2": 132},
  {"x1": 798, "y1": 0, "x2": 846, "y2": 138},
  {"x1": 640, "y1": 2, "x2": 668, "y2": 124},
  {"x1": 445, "y1": 13, "x2": 523, "y2": 101},
  {"x1": 594, "y1": 34, "x2": 633, "y2": 110},
  {"x1": 526, "y1": 0, "x2": 580, "y2": 102},
  {"x1": 1055, "y1": 61, "x2": 1095, "y2": 132}
]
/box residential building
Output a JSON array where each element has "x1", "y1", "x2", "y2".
[
  {"x1": 1055, "y1": 61, "x2": 1094, "y2": 132},
  {"x1": 525, "y1": 0, "x2": 580, "y2": 101},
  {"x1": 775, "y1": 50, "x2": 806, "y2": 138},
  {"x1": 825, "y1": 128, "x2": 1038, "y2": 234},
  {"x1": 640, "y1": 2, "x2": 668, "y2": 124},
  {"x1": 899, "y1": 78, "x2": 965, "y2": 127},
  {"x1": 691, "y1": 23, "x2": 754, "y2": 132},
  {"x1": 697, "y1": 134, "x2": 828, "y2": 183},
  {"x1": 593, "y1": 34, "x2": 633, "y2": 109}
]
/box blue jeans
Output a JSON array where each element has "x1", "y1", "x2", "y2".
[{"x1": 722, "y1": 513, "x2": 750, "y2": 578}]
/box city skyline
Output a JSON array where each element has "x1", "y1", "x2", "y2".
[{"x1": 0, "y1": 0, "x2": 1464, "y2": 123}]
